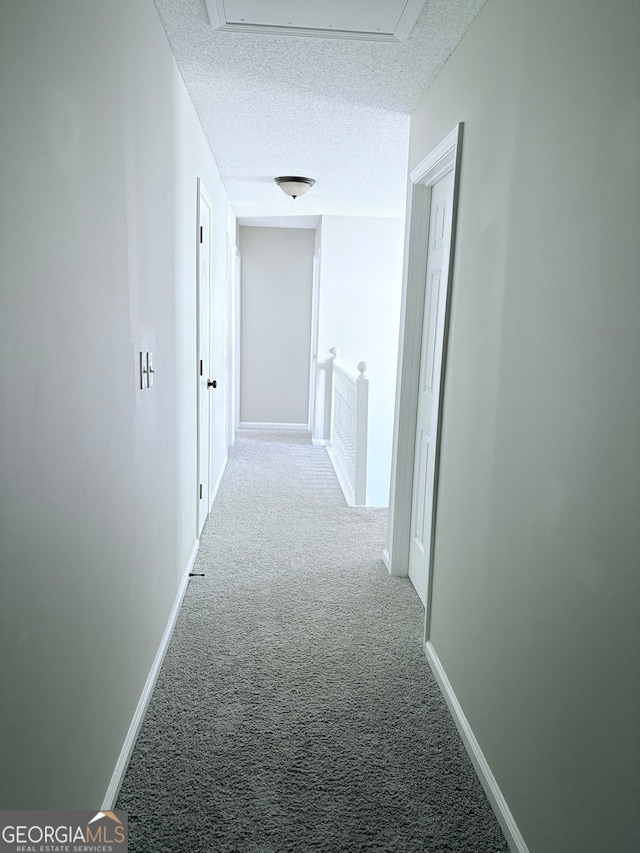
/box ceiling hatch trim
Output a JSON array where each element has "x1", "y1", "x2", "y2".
[{"x1": 204, "y1": 0, "x2": 426, "y2": 43}]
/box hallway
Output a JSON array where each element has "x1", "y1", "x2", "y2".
[{"x1": 116, "y1": 431, "x2": 508, "y2": 852}]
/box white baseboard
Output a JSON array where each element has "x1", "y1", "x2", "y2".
[
  {"x1": 424, "y1": 641, "x2": 530, "y2": 853},
  {"x1": 239, "y1": 422, "x2": 309, "y2": 431},
  {"x1": 101, "y1": 540, "x2": 199, "y2": 809},
  {"x1": 312, "y1": 438, "x2": 329, "y2": 446},
  {"x1": 209, "y1": 454, "x2": 227, "y2": 511},
  {"x1": 381, "y1": 547, "x2": 390, "y2": 571}
]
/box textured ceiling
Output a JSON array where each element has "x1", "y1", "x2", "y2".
[{"x1": 153, "y1": 0, "x2": 486, "y2": 219}]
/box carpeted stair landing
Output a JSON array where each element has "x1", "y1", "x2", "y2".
[{"x1": 117, "y1": 430, "x2": 509, "y2": 853}]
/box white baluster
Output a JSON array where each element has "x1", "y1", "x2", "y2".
[
  {"x1": 326, "y1": 348, "x2": 369, "y2": 506},
  {"x1": 354, "y1": 362, "x2": 368, "y2": 505}
]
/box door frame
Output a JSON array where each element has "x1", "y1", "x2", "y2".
[
  {"x1": 233, "y1": 247, "x2": 241, "y2": 438},
  {"x1": 385, "y1": 123, "x2": 463, "y2": 636},
  {"x1": 196, "y1": 178, "x2": 213, "y2": 537},
  {"x1": 226, "y1": 234, "x2": 238, "y2": 448},
  {"x1": 307, "y1": 249, "x2": 321, "y2": 431}
]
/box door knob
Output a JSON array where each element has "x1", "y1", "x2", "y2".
[{"x1": 207, "y1": 379, "x2": 217, "y2": 389}]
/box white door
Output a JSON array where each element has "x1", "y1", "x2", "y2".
[
  {"x1": 227, "y1": 236, "x2": 236, "y2": 447},
  {"x1": 197, "y1": 182, "x2": 213, "y2": 535},
  {"x1": 234, "y1": 249, "x2": 241, "y2": 435},
  {"x1": 408, "y1": 168, "x2": 454, "y2": 605}
]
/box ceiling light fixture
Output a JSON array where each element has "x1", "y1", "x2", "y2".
[{"x1": 274, "y1": 176, "x2": 316, "y2": 200}]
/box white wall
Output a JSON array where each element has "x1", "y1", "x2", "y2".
[
  {"x1": 400, "y1": 0, "x2": 640, "y2": 850},
  {"x1": 239, "y1": 226, "x2": 315, "y2": 426},
  {"x1": 315, "y1": 216, "x2": 405, "y2": 506},
  {"x1": 0, "y1": 0, "x2": 233, "y2": 808}
]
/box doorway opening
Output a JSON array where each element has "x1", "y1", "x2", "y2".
[
  {"x1": 386, "y1": 124, "x2": 463, "y2": 632},
  {"x1": 197, "y1": 179, "x2": 213, "y2": 536}
]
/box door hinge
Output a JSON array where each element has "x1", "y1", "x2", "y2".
[
  {"x1": 199, "y1": 483, "x2": 203, "y2": 499},
  {"x1": 200, "y1": 226, "x2": 203, "y2": 243},
  {"x1": 200, "y1": 359, "x2": 204, "y2": 376}
]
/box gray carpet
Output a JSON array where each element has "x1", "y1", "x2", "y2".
[{"x1": 117, "y1": 430, "x2": 509, "y2": 852}]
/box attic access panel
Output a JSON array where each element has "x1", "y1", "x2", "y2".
[{"x1": 205, "y1": 0, "x2": 427, "y2": 42}]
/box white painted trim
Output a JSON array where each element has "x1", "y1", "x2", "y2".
[
  {"x1": 308, "y1": 250, "x2": 321, "y2": 433},
  {"x1": 204, "y1": 0, "x2": 425, "y2": 42},
  {"x1": 196, "y1": 178, "x2": 214, "y2": 539},
  {"x1": 312, "y1": 438, "x2": 329, "y2": 447},
  {"x1": 101, "y1": 540, "x2": 199, "y2": 809},
  {"x1": 410, "y1": 125, "x2": 461, "y2": 184},
  {"x1": 395, "y1": 0, "x2": 428, "y2": 42},
  {"x1": 390, "y1": 122, "x2": 529, "y2": 853},
  {"x1": 226, "y1": 236, "x2": 237, "y2": 449},
  {"x1": 386, "y1": 124, "x2": 463, "y2": 581},
  {"x1": 203, "y1": 0, "x2": 225, "y2": 29},
  {"x1": 239, "y1": 422, "x2": 309, "y2": 431},
  {"x1": 205, "y1": 25, "x2": 406, "y2": 43},
  {"x1": 234, "y1": 249, "x2": 241, "y2": 440},
  {"x1": 424, "y1": 642, "x2": 530, "y2": 853},
  {"x1": 209, "y1": 453, "x2": 227, "y2": 511}
]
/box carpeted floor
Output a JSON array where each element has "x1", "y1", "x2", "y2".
[{"x1": 117, "y1": 430, "x2": 509, "y2": 852}]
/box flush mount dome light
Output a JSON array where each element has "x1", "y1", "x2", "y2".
[{"x1": 274, "y1": 176, "x2": 316, "y2": 199}]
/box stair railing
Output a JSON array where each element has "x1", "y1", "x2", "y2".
[{"x1": 327, "y1": 347, "x2": 369, "y2": 506}]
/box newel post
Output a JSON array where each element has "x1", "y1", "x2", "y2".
[{"x1": 327, "y1": 347, "x2": 340, "y2": 443}]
